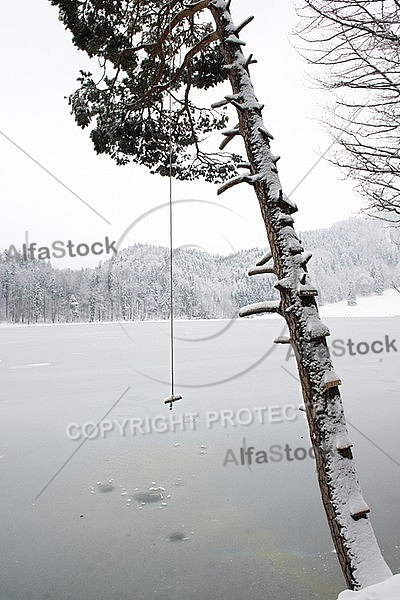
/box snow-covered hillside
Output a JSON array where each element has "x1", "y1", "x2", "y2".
[{"x1": 1, "y1": 216, "x2": 399, "y2": 324}]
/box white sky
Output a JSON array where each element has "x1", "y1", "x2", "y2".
[{"x1": 0, "y1": 0, "x2": 363, "y2": 268}]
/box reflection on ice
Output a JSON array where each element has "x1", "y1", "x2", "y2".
[
  {"x1": 133, "y1": 488, "x2": 164, "y2": 505},
  {"x1": 96, "y1": 482, "x2": 115, "y2": 493},
  {"x1": 167, "y1": 531, "x2": 189, "y2": 543}
]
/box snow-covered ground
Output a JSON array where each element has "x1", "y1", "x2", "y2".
[
  {"x1": 337, "y1": 574, "x2": 400, "y2": 599},
  {"x1": 320, "y1": 289, "x2": 400, "y2": 318}
]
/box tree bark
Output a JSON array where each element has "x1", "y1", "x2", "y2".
[{"x1": 209, "y1": 0, "x2": 392, "y2": 590}]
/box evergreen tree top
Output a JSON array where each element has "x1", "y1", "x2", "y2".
[{"x1": 50, "y1": 0, "x2": 242, "y2": 181}]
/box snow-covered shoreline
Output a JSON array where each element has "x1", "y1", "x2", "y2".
[
  {"x1": 0, "y1": 289, "x2": 398, "y2": 329},
  {"x1": 320, "y1": 289, "x2": 400, "y2": 318}
]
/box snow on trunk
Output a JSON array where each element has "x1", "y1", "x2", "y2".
[
  {"x1": 209, "y1": 0, "x2": 393, "y2": 590},
  {"x1": 337, "y1": 574, "x2": 400, "y2": 599}
]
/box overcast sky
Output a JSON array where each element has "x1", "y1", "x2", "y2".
[{"x1": 0, "y1": 0, "x2": 364, "y2": 268}]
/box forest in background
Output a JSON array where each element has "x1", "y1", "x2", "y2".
[{"x1": 1, "y1": 216, "x2": 399, "y2": 324}]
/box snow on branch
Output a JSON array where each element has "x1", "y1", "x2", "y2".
[
  {"x1": 256, "y1": 251, "x2": 272, "y2": 266},
  {"x1": 258, "y1": 126, "x2": 274, "y2": 141},
  {"x1": 235, "y1": 99, "x2": 264, "y2": 111},
  {"x1": 217, "y1": 173, "x2": 259, "y2": 195},
  {"x1": 219, "y1": 124, "x2": 241, "y2": 150},
  {"x1": 293, "y1": 251, "x2": 313, "y2": 268},
  {"x1": 323, "y1": 369, "x2": 342, "y2": 389},
  {"x1": 277, "y1": 194, "x2": 298, "y2": 214},
  {"x1": 297, "y1": 274, "x2": 318, "y2": 295},
  {"x1": 267, "y1": 182, "x2": 283, "y2": 203},
  {"x1": 211, "y1": 98, "x2": 230, "y2": 109},
  {"x1": 302, "y1": 305, "x2": 330, "y2": 340},
  {"x1": 222, "y1": 127, "x2": 240, "y2": 137},
  {"x1": 239, "y1": 301, "x2": 281, "y2": 318},
  {"x1": 222, "y1": 63, "x2": 238, "y2": 71},
  {"x1": 232, "y1": 16, "x2": 255, "y2": 36},
  {"x1": 225, "y1": 93, "x2": 242, "y2": 104},
  {"x1": 305, "y1": 315, "x2": 330, "y2": 340},
  {"x1": 280, "y1": 225, "x2": 297, "y2": 239},
  {"x1": 287, "y1": 238, "x2": 304, "y2": 254},
  {"x1": 225, "y1": 34, "x2": 246, "y2": 46},
  {"x1": 274, "y1": 277, "x2": 291, "y2": 292},
  {"x1": 278, "y1": 213, "x2": 294, "y2": 225},
  {"x1": 350, "y1": 495, "x2": 371, "y2": 521},
  {"x1": 278, "y1": 225, "x2": 304, "y2": 255},
  {"x1": 273, "y1": 336, "x2": 291, "y2": 344},
  {"x1": 248, "y1": 265, "x2": 275, "y2": 276},
  {"x1": 334, "y1": 433, "x2": 353, "y2": 452},
  {"x1": 210, "y1": 0, "x2": 231, "y2": 9}
]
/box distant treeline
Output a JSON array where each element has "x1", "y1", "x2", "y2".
[{"x1": 0, "y1": 217, "x2": 399, "y2": 324}]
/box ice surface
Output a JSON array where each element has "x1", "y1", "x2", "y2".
[{"x1": 1, "y1": 313, "x2": 399, "y2": 600}]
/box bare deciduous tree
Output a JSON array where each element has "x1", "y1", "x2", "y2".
[{"x1": 295, "y1": 0, "x2": 400, "y2": 223}]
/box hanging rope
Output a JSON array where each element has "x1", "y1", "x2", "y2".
[
  {"x1": 169, "y1": 118, "x2": 175, "y2": 395},
  {"x1": 164, "y1": 2, "x2": 182, "y2": 411}
]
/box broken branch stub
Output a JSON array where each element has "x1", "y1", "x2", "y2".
[{"x1": 239, "y1": 301, "x2": 281, "y2": 318}]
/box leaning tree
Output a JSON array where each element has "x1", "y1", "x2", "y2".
[{"x1": 50, "y1": 0, "x2": 392, "y2": 590}]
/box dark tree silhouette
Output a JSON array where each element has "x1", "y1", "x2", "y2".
[{"x1": 295, "y1": 0, "x2": 400, "y2": 224}]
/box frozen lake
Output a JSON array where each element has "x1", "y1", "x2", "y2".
[{"x1": 0, "y1": 317, "x2": 399, "y2": 599}]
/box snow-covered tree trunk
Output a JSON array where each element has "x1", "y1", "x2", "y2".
[{"x1": 209, "y1": 0, "x2": 392, "y2": 590}]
